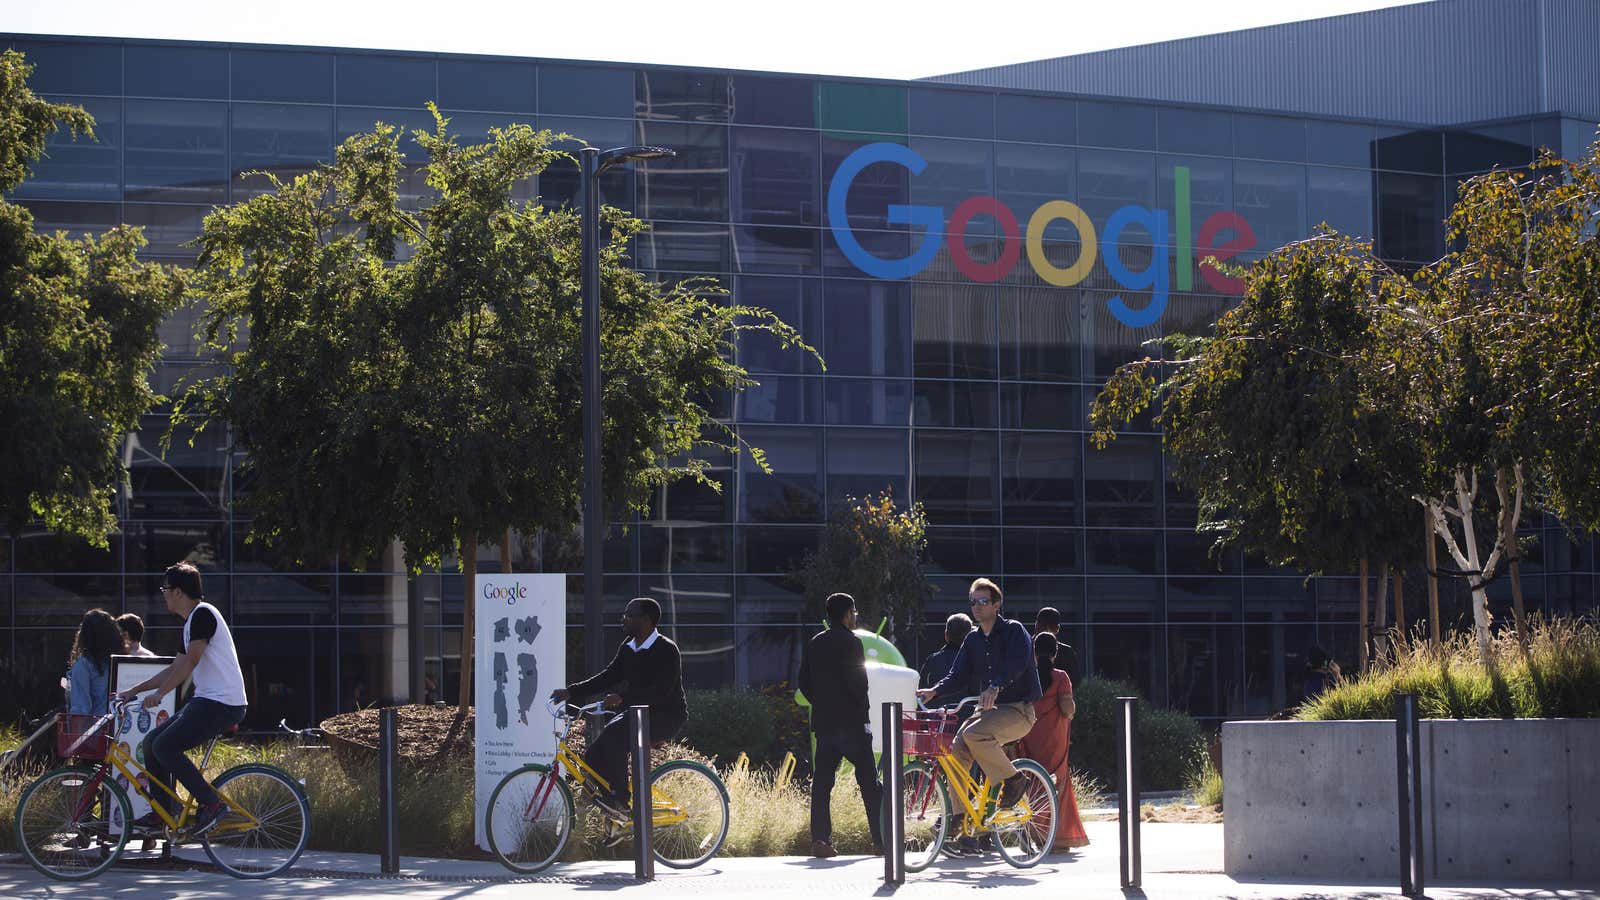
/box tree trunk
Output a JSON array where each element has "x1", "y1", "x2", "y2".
[
  {"x1": 1394, "y1": 567, "x2": 1407, "y2": 640},
  {"x1": 1510, "y1": 557, "x2": 1530, "y2": 657},
  {"x1": 458, "y1": 528, "x2": 478, "y2": 712},
  {"x1": 1425, "y1": 507, "x2": 1441, "y2": 649},
  {"x1": 1358, "y1": 557, "x2": 1370, "y2": 673},
  {"x1": 1374, "y1": 560, "x2": 1391, "y2": 664},
  {"x1": 502, "y1": 527, "x2": 513, "y2": 575}
]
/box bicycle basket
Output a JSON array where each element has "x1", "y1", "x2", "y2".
[
  {"x1": 901, "y1": 710, "x2": 959, "y2": 757},
  {"x1": 55, "y1": 713, "x2": 110, "y2": 760}
]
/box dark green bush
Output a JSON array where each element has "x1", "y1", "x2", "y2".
[
  {"x1": 683, "y1": 687, "x2": 776, "y2": 767},
  {"x1": 1069, "y1": 677, "x2": 1207, "y2": 791}
]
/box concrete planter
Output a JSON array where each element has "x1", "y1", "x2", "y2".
[{"x1": 1223, "y1": 719, "x2": 1600, "y2": 883}]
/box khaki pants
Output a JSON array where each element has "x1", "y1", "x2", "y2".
[{"x1": 951, "y1": 701, "x2": 1036, "y2": 783}]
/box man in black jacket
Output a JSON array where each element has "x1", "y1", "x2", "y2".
[
  {"x1": 919, "y1": 612, "x2": 974, "y2": 693},
  {"x1": 797, "y1": 592, "x2": 884, "y2": 858},
  {"x1": 552, "y1": 597, "x2": 686, "y2": 814}
]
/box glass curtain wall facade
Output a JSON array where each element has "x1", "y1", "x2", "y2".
[{"x1": 3, "y1": 35, "x2": 1596, "y2": 730}]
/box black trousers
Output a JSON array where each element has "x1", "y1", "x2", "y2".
[
  {"x1": 585, "y1": 712, "x2": 681, "y2": 803},
  {"x1": 810, "y1": 726, "x2": 884, "y2": 847}
]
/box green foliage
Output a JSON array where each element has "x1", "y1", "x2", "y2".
[
  {"x1": 683, "y1": 687, "x2": 777, "y2": 767},
  {"x1": 1186, "y1": 756, "x2": 1223, "y2": 809},
  {"x1": 1298, "y1": 617, "x2": 1600, "y2": 721},
  {"x1": 178, "y1": 106, "x2": 814, "y2": 576},
  {"x1": 1070, "y1": 677, "x2": 1207, "y2": 792},
  {"x1": 793, "y1": 490, "x2": 936, "y2": 638},
  {"x1": 0, "y1": 51, "x2": 185, "y2": 545}
]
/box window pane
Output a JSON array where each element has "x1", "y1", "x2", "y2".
[
  {"x1": 996, "y1": 144, "x2": 1075, "y2": 277},
  {"x1": 1078, "y1": 102, "x2": 1156, "y2": 150},
  {"x1": 15, "y1": 200, "x2": 119, "y2": 237},
  {"x1": 1233, "y1": 160, "x2": 1305, "y2": 250},
  {"x1": 1306, "y1": 120, "x2": 1375, "y2": 168},
  {"x1": 1000, "y1": 285, "x2": 1082, "y2": 382},
  {"x1": 539, "y1": 64, "x2": 633, "y2": 117},
  {"x1": 1090, "y1": 622, "x2": 1159, "y2": 697},
  {"x1": 1001, "y1": 382, "x2": 1081, "y2": 431},
  {"x1": 734, "y1": 224, "x2": 818, "y2": 274},
  {"x1": 337, "y1": 576, "x2": 411, "y2": 626},
  {"x1": 925, "y1": 526, "x2": 998, "y2": 575},
  {"x1": 438, "y1": 58, "x2": 535, "y2": 113},
  {"x1": 637, "y1": 69, "x2": 730, "y2": 121},
  {"x1": 1308, "y1": 166, "x2": 1373, "y2": 239},
  {"x1": 649, "y1": 447, "x2": 735, "y2": 523},
  {"x1": 234, "y1": 574, "x2": 334, "y2": 625},
  {"x1": 1244, "y1": 578, "x2": 1315, "y2": 621},
  {"x1": 7, "y1": 39, "x2": 119, "y2": 95},
  {"x1": 826, "y1": 427, "x2": 908, "y2": 504},
  {"x1": 1003, "y1": 530, "x2": 1081, "y2": 575},
  {"x1": 735, "y1": 375, "x2": 823, "y2": 424},
  {"x1": 1245, "y1": 623, "x2": 1315, "y2": 714},
  {"x1": 1159, "y1": 155, "x2": 1231, "y2": 252},
  {"x1": 914, "y1": 380, "x2": 997, "y2": 428},
  {"x1": 232, "y1": 103, "x2": 333, "y2": 198},
  {"x1": 1445, "y1": 122, "x2": 1534, "y2": 174},
  {"x1": 736, "y1": 276, "x2": 822, "y2": 373},
  {"x1": 14, "y1": 528, "x2": 119, "y2": 572},
  {"x1": 996, "y1": 94, "x2": 1074, "y2": 146},
  {"x1": 738, "y1": 524, "x2": 822, "y2": 574},
  {"x1": 235, "y1": 628, "x2": 336, "y2": 729},
  {"x1": 823, "y1": 279, "x2": 912, "y2": 376},
  {"x1": 731, "y1": 75, "x2": 815, "y2": 128},
  {"x1": 1086, "y1": 529, "x2": 1159, "y2": 575},
  {"x1": 633, "y1": 222, "x2": 730, "y2": 272},
  {"x1": 823, "y1": 135, "x2": 909, "y2": 231},
  {"x1": 125, "y1": 45, "x2": 226, "y2": 99},
  {"x1": 913, "y1": 283, "x2": 998, "y2": 379},
  {"x1": 823, "y1": 378, "x2": 912, "y2": 426},
  {"x1": 639, "y1": 523, "x2": 733, "y2": 574},
  {"x1": 12, "y1": 97, "x2": 120, "y2": 201},
  {"x1": 914, "y1": 430, "x2": 998, "y2": 526},
  {"x1": 1168, "y1": 577, "x2": 1240, "y2": 619},
  {"x1": 1084, "y1": 291, "x2": 1159, "y2": 379},
  {"x1": 731, "y1": 126, "x2": 818, "y2": 227},
  {"x1": 125, "y1": 100, "x2": 227, "y2": 202},
  {"x1": 1078, "y1": 149, "x2": 1154, "y2": 224},
  {"x1": 232, "y1": 49, "x2": 334, "y2": 103},
  {"x1": 1084, "y1": 434, "x2": 1159, "y2": 526},
  {"x1": 634, "y1": 121, "x2": 726, "y2": 220},
  {"x1": 739, "y1": 426, "x2": 822, "y2": 523},
  {"x1": 1169, "y1": 623, "x2": 1240, "y2": 717},
  {"x1": 125, "y1": 522, "x2": 227, "y2": 574},
  {"x1": 14, "y1": 575, "x2": 122, "y2": 626},
  {"x1": 910, "y1": 88, "x2": 992, "y2": 139},
  {"x1": 1377, "y1": 172, "x2": 1444, "y2": 263},
  {"x1": 538, "y1": 116, "x2": 634, "y2": 209},
  {"x1": 1002, "y1": 432, "x2": 1080, "y2": 526},
  {"x1": 123, "y1": 203, "x2": 208, "y2": 259},
  {"x1": 817, "y1": 82, "x2": 906, "y2": 135},
  {"x1": 1233, "y1": 114, "x2": 1306, "y2": 163},
  {"x1": 336, "y1": 53, "x2": 436, "y2": 109},
  {"x1": 823, "y1": 227, "x2": 910, "y2": 277},
  {"x1": 1158, "y1": 107, "x2": 1231, "y2": 156},
  {"x1": 126, "y1": 417, "x2": 228, "y2": 517},
  {"x1": 1376, "y1": 128, "x2": 1443, "y2": 174}
]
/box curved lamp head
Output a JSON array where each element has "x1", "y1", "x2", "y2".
[{"x1": 596, "y1": 145, "x2": 676, "y2": 175}]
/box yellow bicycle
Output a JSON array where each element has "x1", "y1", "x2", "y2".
[
  {"x1": 899, "y1": 695, "x2": 1058, "y2": 870},
  {"x1": 14, "y1": 698, "x2": 310, "y2": 881},
  {"x1": 484, "y1": 698, "x2": 729, "y2": 873}
]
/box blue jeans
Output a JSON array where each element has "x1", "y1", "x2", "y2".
[{"x1": 145, "y1": 698, "x2": 247, "y2": 816}]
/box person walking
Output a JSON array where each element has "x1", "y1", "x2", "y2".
[
  {"x1": 1032, "y1": 606, "x2": 1078, "y2": 682},
  {"x1": 65, "y1": 609, "x2": 120, "y2": 716},
  {"x1": 918, "y1": 612, "x2": 973, "y2": 690},
  {"x1": 797, "y1": 592, "x2": 884, "y2": 859},
  {"x1": 117, "y1": 612, "x2": 158, "y2": 657},
  {"x1": 916, "y1": 578, "x2": 1041, "y2": 826},
  {"x1": 1017, "y1": 632, "x2": 1089, "y2": 851}
]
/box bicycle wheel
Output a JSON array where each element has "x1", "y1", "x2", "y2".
[
  {"x1": 900, "y1": 760, "x2": 950, "y2": 873},
  {"x1": 203, "y1": 763, "x2": 311, "y2": 878},
  {"x1": 990, "y1": 758, "x2": 1057, "y2": 868},
  {"x1": 486, "y1": 764, "x2": 574, "y2": 874},
  {"x1": 649, "y1": 760, "x2": 729, "y2": 869},
  {"x1": 15, "y1": 766, "x2": 130, "y2": 881}
]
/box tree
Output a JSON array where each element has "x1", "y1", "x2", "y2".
[
  {"x1": 0, "y1": 50, "x2": 184, "y2": 544},
  {"x1": 793, "y1": 489, "x2": 935, "y2": 642},
  {"x1": 179, "y1": 108, "x2": 815, "y2": 709}
]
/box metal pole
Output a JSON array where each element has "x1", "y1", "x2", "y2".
[
  {"x1": 881, "y1": 701, "x2": 904, "y2": 885},
  {"x1": 629, "y1": 705, "x2": 654, "y2": 881},
  {"x1": 1396, "y1": 693, "x2": 1424, "y2": 897},
  {"x1": 581, "y1": 146, "x2": 605, "y2": 677},
  {"x1": 378, "y1": 706, "x2": 399, "y2": 874},
  {"x1": 1117, "y1": 696, "x2": 1141, "y2": 889}
]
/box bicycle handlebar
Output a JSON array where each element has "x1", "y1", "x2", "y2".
[
  {"x1": 916, "y1": 694, "x2": 985, "y2": 714},
  {"x1": 545, "y1": 696, "x2": 612, "y2": 719}
]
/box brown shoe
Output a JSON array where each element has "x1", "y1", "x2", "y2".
[{"x1": 810, "y1": 839, "x2": 837, "y2": 859}]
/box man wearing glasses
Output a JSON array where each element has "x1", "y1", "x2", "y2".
[
  {"x1": 116, "y1": 562, "x2": 248, "y2": 836},
  {"x1": 916, "y1": 577, "x2": 1041, "y2": 811}
]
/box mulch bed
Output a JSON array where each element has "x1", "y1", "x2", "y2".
[{"x1": 319, "y1": 704, "x2": 474, "y2": 769}]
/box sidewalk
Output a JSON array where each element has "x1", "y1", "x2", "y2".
[{"x1": 2, "y1": 820, "x2": 1594, "y2": 899}]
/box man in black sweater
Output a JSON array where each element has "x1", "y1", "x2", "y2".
[
  {"x1": 797, "y1": 592, "x2": 884, "y2": 858},
  {"x1": 552, "y1": 597, "x2": 686, "y2": 814}
]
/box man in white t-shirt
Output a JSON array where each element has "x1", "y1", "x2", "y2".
[{"x1": 117, "y1": 562, "x2": 248, "y2": 836}]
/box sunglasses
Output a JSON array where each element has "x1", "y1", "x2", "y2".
[{"x1": 967, "y1": 595, "x2": 997, "y2": 606}]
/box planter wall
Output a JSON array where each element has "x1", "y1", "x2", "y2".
[{"x1": 1223, "y1": 719, "x2": 1600, "y2": 883}]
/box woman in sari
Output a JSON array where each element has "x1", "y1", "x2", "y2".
[{"x1": 1017, "y1": 632, "x2": 1089, "y2": 851}]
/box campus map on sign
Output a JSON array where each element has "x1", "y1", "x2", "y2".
[{"x1": 474, "y1": 574, "x2": 564, "y2": 851}]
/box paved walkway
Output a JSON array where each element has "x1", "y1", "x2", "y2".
[{"x1": 1, "y1": 821, "x2": 1594, "y2": 899}]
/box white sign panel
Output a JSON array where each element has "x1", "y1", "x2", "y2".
[
  {"x1": 109, "y1": 655, "x2": 177, "y2": 831},
  {"x1": 473, "y1": 573, "x2": 565, "y2": 851}
]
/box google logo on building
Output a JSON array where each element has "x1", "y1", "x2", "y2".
[{"x1": 827, "y1": 143, "x2": 1258, "y2": 328}]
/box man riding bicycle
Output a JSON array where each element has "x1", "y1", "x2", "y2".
[
  {"x1": 116, "y1": 562, "x2": 247, "y2": 836},
  {"x1": 550, "y1": 596, "x2": 686, "y2": 815}
]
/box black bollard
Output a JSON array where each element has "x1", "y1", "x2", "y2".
[
  {"x1": 378, "y1": 706, "x2": 399, "y2": 875},
  {"x1": 1117, "y1": 696, "x2": 1141, "y2": 890},
  {"x1": 629, "y1": 705, "x2": 654, "y2": 881},
  {"x1": 1395, "y1": 693, "x2": 1424, "y2": 897},
  {"x1": 881, "y1": 701, "x2": 905, "y2": 885}
]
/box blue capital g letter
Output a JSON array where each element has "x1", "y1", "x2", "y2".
[{"x1": 826, "y1": 142, "x2": 944, "y2": 280}]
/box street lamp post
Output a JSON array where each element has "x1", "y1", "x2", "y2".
[{"x1": 582, "y1": 144, "x2": 675, "y2": 675}]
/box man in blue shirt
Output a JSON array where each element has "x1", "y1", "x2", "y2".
[{"x1": 917, "y1": 577, "x2": 1041, "y2": 808}]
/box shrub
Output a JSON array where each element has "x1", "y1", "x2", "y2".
[
  {"x1": 1071, "y1": 677, "x2": 1207, "y2": 791},
  {"x1": 1299, "y1": 617, "x2": 1600, "y2": 721},
  {"x1": 683, "y1": 688, "x2": 776, "y2": 767},
  {"x1": 1186, "y1": 756, "x2": 1223, "y2": 808}
]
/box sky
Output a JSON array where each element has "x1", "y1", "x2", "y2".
[{"x1": 3, "y1": 0, "x2": 1421, "y2": 80}]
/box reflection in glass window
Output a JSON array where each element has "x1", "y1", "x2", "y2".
[
  {"x1": 1245, "y1": 623, "x2": 1315, "y2": 713},
  {"x1": 733, "y1": 225, "x2": 819, "y2": 274},
  {"x1": 731, "y1": 127, "x2": 819, "y2": 226},
  {"x1": 12, "y1": 97, "x2": 120, "y2": 201},
  {"x1": 818, "y1": 82, "x2": 906, "y2": 136},
  {"x1": 125, "y1": 45, "x2": 227, "y2": 99},
  {"x1": 914, "y1": 381, "x2": 998, "y2": 428},
  {"x1": 337, "y1": 576, "x2": 411, "y2": 626},
  {"x1": 634, "y1": 121, "x2": 727, "y2": 222},
  {"x1": 539, "y1": 65, "x2": 633, "y2": 118},
  {"x1": 1159, "y1": 156, "x2": 1230, "y2": 263},
  {"x1": 924, "y1": 527, "x2": 998, "y2": 575},
  {"x1": 996, "y1": 94, "x2": 1074, "y2": 146},
  {"x1": 7, "y1": 39, "x2": 120, "y2": 95},
  {"x1": 909, "y1": 137, "x2": 993, "y2": 226},
  {"x1": 738, "y1": 426, "x2": 823, "y2": 523},
  {"x1": 1444, "y1": 122, "x2": 1533, "y2": 174},
  {"x1": 637, "y1": 69, "x2": 730, "y2": 121},
  {"x1": 538, "y1": 116, "x2": 634, "y2": 209},
  {"x1": 996, "y1": 143, "x2": 1075, "y2": 239},
  {"x1": 1244, "y1": 578, "x2": 1315, "y2": 621},
  {"x1": 337, "y1": 628, "x2": 411, "y2": 710},
  {"x1": 126, "y1": 416, "x2": 229, "y2": 517},
  {"x1": 913, "y1": 283, "x2": 998, "y2": 379},
  {"x1": 233, "y1": 627, "x2": 336, "y2": 728},
  {"x1": 14, "y1": 528, "x2": 120, "y2": 573},
  {"x1": 1001, "y1": 383, "x2": 1080, "y2": 431},
  {"x1": 1307, "y1": 166, "x2": 1373, "y2": 239},
  {"x1": 1377, "y1": 172, "x2": 1444, "y2": 263},
  {"x1": 734, "y1": 375, "x2": 823, "y2": 424},
  {"x1": 824, "y1": 378, "x2": 913, "y2": 426},
  {"x1": 1233, "y1": 114, "x2": 1306, "y2": 162},
  {"x1": 823, "y1": 135, "x2": 910, "y2": 231},
  {"x1": 232, "y1": 574, "x2": 334, "y2": 626},
  {"x1": 1086, "y1": 530, "x2": 1160, "y2": 575},
  {"x1": 1167, "y1": 531, "x2": 1238, "y2": 575},
  {"x1": 639, "y1": 523, "x2": 733, "y2": 574},
  {"x1": 1078, "y1": 101, "x2": 1157, "y2": 150},
  {"x1": 1157, "y1": 107, "x2": 1231, "y2": 156},
  {"x1": 124, "y1": 204, "x2": 208, "y2": 259},
  {"x1": 1169, "y1": 623, "x2": 1239, "y2": 717},
  {"x1": 14, "y1": 576, "x2": 122, "y2": 626},
  {"x1": 823, "y1": 228, "x2": 910, "y2": 277},
  {"x1": 125, "y1": 100, "x2": 227, "y2": 202},
  {"x1": 826, "y1": 427, "x2": 909, "y2": 504},
  {"x1": 125, "y1": 522, "x2": 228, "y2": 574},
  {"x1": 1003, "y1": 530, "x2": 1081, "y2": 575},
  {"x1": 14, "y1": 200, "x2": 118, "y2": 238},
  {"x1": 647, "y1": 447, "x2": 735, "y2": 523},
  {"x1": 1233, "y1": 160, "x2": 1305, "y2": 251},
  {"x1": 232, "y1": 49, "x2": 334, "y2": 103},
  {"x1": 1083, "y1": 292, "x2": 1159, "y2": 379},
  {"x1": 1375, "y1": 128, "x2": 1443, "y2": 174},
  {"x1": 1002, "y1": 432, "x2": 1080, "y2": 526},
  {"x1": 437, "y1": 58, "x2": 536, "y2": 113},
  {"x1": 823, "y1": 279, "x2": 911, "y2": 377},
  {"x1": 999, "y1": 286, "x2": 1082, "y2": 382},
  {"x1": 735, "y1": 276, "x2": 821, "y2": 374},
  {"x1": 1077, "y1": 150, "x2": 1154, "y2": 224},
  {"x1": 914, "y1": 430, "x2": 998, "y2": 526},
  {"x1": 731, "y1": 75, "x2": 815, "y2": 128},
  {"x1": 1306, "y1": 120, "x2": 1375, "y2": 169},
  {"x1": 1089, "y1": 624, "x2": 1158, "y2": 697},
  {"x1": 738, "y1": 525, "x2": 823, "y2": 574},
  {"x1": 910, "y1": 88, "x2": 993, "y2": 139},
  {"x1": 634, "y1": 222, "x2": 730, "y2": 272},
  {"x1": 232, "y1": 104, "x2": 333, "y2": 197},
  {"x1": 1084, "y1": 433, "x2": 1159, "y2": 526},
  {"x1": 336, "y1": 54, "x2": 436, "y2": 109}
]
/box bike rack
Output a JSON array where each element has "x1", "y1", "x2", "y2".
[
  {"x1": 880, "y1": 701, "x2": 905, "y2": 885},
  {"x1": 1117, "y1": 696, "x2": 1141, "y2": 890},
  {"x1": 629, "y1": 705, "x2": 653, "y2": 882},
  {"x1": 1395, "y1": 692, "x2": 1425, "y2": 898},
  {"x1": 378, "y1": 707, "x2": 399, "y2": 875}
]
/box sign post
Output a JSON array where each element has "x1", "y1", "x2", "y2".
[{"x1": 109, "y1": 655, "x2": 176, "y2": 835}]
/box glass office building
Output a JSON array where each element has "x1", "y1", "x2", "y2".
[{"x1": 3, "y1": 33, "x2": 1597, "y2": 731}]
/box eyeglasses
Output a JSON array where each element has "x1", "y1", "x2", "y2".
[
  {"x1": 968, "y1": 595, "x2": 996, "y2": 606},
  {"x1": 158, "y1": 585, "x2": 175, "y2": 594}
]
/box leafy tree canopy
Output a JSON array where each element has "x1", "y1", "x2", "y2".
[{"x1": 793, "y1": 489, "x2": 935, "y2": 640}]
